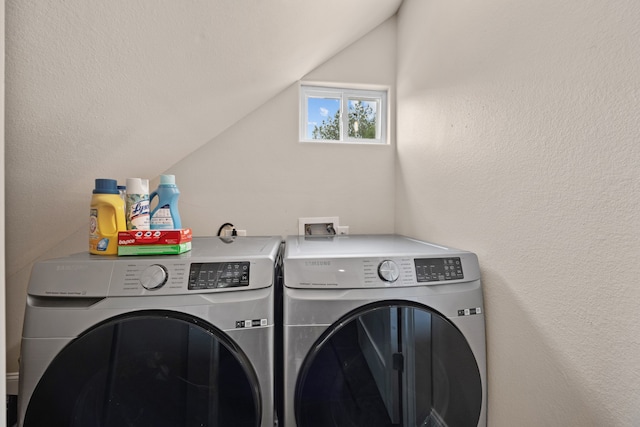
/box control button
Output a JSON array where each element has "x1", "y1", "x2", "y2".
[
  {"x1": 140, "y1": 264, "x2": 168, "y2": 290},
  {"x1": 378, "y1": 260, "x2": 400, "y2": 283}
]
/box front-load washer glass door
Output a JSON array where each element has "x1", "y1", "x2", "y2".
[
  {"x1": 295, "y1": 302, "x2": 482, "y2": 427},
  {"x1": 23, "y1": 310, "x2": 260, "y2": 427}
]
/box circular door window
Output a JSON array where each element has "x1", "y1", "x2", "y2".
[
  {"x1": 24, "y1": 310, "x2": 260, "y2": 427},
  {"x1": 295, "y1": 302, "x2": 482, "y2": 427}
]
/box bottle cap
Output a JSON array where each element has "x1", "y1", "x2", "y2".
[
  {"x1": 126, "y1": 178, "x2": 148, "y2": 195},
  {"x1": 93, "y1": 179, "x2": 119, "y2": 194},
  {"x1": 160, "y1": 174, "x2": 176, "y2": 185}
]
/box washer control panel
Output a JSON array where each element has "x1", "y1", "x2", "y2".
[
  {"x1": 139, "y1": 264, "x2": 169, "y2": 290},
  {"x1": 415, "y1": 257, "x2": 463, "y2": 282},
  {"x1": 28, "y1": 237, "x2": 282, "y2": 297},
  {"x1": 114, "y1": 260, "x2": 257, "y2": 295},
  {"x1": 377, "y1": 260, "x2": 400, "y2": 283},
  {"x1": 188, "y1": 262, "x2": 250, "y2": 290}
]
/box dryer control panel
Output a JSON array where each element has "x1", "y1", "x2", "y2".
[
  {"x1": 415, "y1": 257, "x2": 463, "y2": 282},
  {"x1": 285, "y1": 255, "x2": 476, "y2": 289},
  {"x1": 284, "y1": 234, "x2": 479, "y2": 289},
  {"x1": 376, "y1": 258, "x2": 463, "y2": 283}
]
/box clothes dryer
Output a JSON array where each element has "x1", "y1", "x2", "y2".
[
  {"x1": 18, "y1": 236, "x2": 282, "y2": 427},
  {"x1": 282, "y1": 235, "x2": 487, "y2": 427}
]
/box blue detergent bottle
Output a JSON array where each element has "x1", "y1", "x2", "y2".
[{"x1": 149, "y1": 174, "x2": 182, "y2": 230}]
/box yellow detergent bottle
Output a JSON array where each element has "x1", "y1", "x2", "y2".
[{"x1": 89, "y1": 179, "x2": 126, "y2": 255}]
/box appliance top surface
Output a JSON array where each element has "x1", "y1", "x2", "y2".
[
  {"x1": 63, "y1": 236, "x2": 283, "y2": 263},
  {"x1": 285, "y1": 234, "x2": 470, "y2": 259}
]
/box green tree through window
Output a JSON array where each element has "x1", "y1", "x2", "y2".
[
  {"x1": 348, "y1": 100, "x2": 377, "y2": 139},
  {"x1": 312, "y1": 101, "x2": 377, "y2": 140},
  {"x1": 312, "y1": 110, "x2": 340, "y2": 140}
]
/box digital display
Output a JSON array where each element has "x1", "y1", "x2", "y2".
[
  {"x1": 414, "y1": 257, "x2": 463, "y2": 282},
  {"x1": 188, "y1": 262, "x2": 250, "y2": 290}
]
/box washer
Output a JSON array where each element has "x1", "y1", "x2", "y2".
[
  {"x1": 282, "y1": 235, "x2": 487, "y2": 427},
  {"x1": 18, "y1": 236, "x2": 282, "y2": 427}
]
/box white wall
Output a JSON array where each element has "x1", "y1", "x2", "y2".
[
  {"x1": 1, "y1": 0, "x2": 7, "y2": 418},
  {"x1": 8, "y1": 3, "x2": 640, "y2": 424},
  {"x1": 3, "y1": 1, "x2": 399, "y2": 375},
  {"x1": 4, "y1": 16, "x2": 397, "y2": 375},
  {"x1": 396, "y1": 0, "x2": 640, "y2": 425},
  {"x1": 166, "y1": 18, "x2": 397, "y2": 238}
]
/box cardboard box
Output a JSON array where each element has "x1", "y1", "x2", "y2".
[
  {"x1": 117, "y1": 242, "x2": 192, "y2": 256},
  {"x1": 118, "y1": 228, "x2": 192, "y2": 246}
]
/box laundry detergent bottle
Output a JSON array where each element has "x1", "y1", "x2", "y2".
[
  {"x1": 89, "y1": 178, "x2": 127, "y2": 255},
  {"x1": 149, "y1": 174, "x2": 182, "y2": 230}
]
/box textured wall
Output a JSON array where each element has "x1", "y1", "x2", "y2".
[
  {"x1": 5, "y1": 17, "x2": 398, "y2": 372},
  {"x1": 166, "y1": 19, "x2": 397, "y2": 238},
  {"x1": 1, "y1": 0, "x2": 6, "y2": 400},
  {"x1": 396, "y1": 0, "x2": 640, "y2": 425},
  {"x1": 4, "y1": 1, "x2": 400, "y2": 373}
]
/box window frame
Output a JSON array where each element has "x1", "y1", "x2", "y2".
[{"x1": 299, "y1": 83, "x2": 389, "y2": 145}]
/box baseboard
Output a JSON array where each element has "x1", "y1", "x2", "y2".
[{"x1": 6, "y1": 372, "x2": 18, "y2": 396}]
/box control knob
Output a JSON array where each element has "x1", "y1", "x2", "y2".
[
  {"x1": 378, "y1": 260, "x2": 400, "y2": 283},
  {"x1": 140, "y1": 264, "x2": 168, "y2": 290}
]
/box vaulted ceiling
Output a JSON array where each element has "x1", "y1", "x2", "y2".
[{"x1": 5, "y1": 0, "x2": 403, "y2": 274}]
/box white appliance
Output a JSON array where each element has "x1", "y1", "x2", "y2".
[
  {"x1": 282, "y1": 235, "x2": 487, "y2": 427},
  {"x1": 18, "y1": 236, "x2": 282, "y2": 427}
]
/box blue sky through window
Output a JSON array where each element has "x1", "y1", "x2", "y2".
[{"x1": 306, "y1": 97, "x2": 340, "y2": 139}]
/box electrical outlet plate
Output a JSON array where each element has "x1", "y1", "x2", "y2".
[
  {"x1": 222, "y1": 229, "x2": 247, "y2": 237},
  {"x1": 299, "y1": 216, "x2": 340, "y2": 236},
  {"x1": 336, "y1": 225, "x2": 349, "y2": 235}
]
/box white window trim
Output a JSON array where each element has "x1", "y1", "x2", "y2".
[{"x1": 299, "y1": 83, "x2": 389, "y2": 145}]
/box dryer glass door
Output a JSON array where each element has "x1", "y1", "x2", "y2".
[
  {"x1": 296, "y1": 303, "x2": 482, "y2": 427},
  {"x1": 23, "y1": 311, "x2": 260, "y2": 427}
]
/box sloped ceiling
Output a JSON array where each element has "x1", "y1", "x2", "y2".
[{"x1": 5, "y1": 0, "x2": 402, "y2": 275}]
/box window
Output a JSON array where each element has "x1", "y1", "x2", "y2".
[{"x1": 300, "y1": 84, "x2": 388, "y2": 144}]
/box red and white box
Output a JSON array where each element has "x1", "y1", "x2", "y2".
[{"x1": 118, "y1": 228, "x2": 192, "y2": 246}]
